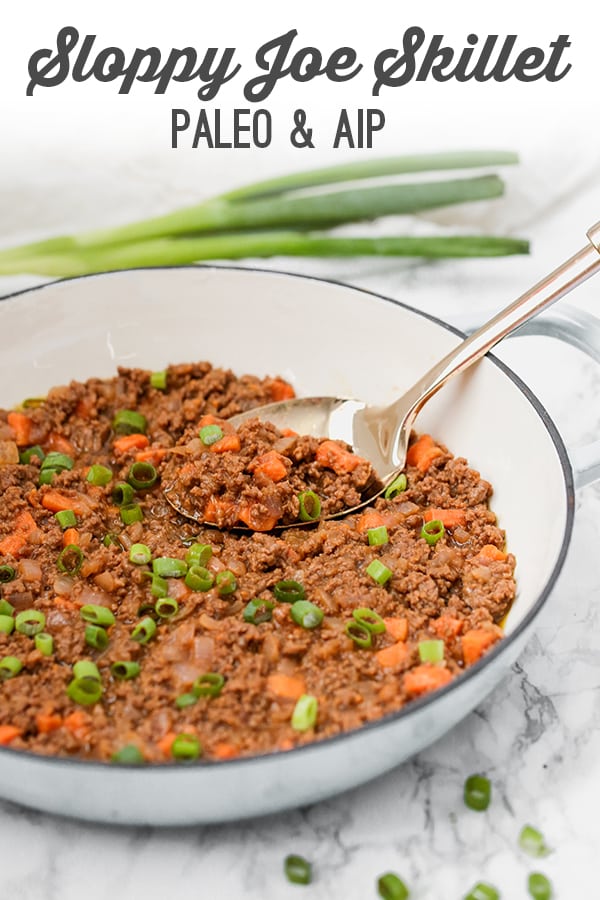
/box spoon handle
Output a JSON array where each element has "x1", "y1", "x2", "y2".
[{"x1": 385, "y1": 223, "x2": 600, "y2": 465}]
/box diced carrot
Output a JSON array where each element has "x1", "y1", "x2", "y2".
[
  {"x1": 46, "y1": 432, "x2": 75, "y2": 456},
  {"x1": 36, "y1": 713, "x2": 62, "y2": 734},
  {"x1": 252, "y1": 451, "x2": 288, "y2": 482},
  {"x1": 356, "y1": 510, "x2": 388, "y2": 533},
  {"x1": 210, "y1": 434, "x2": 241, "y2": 453},
  {"x1": 406, "y1": 434, "x2": 444, "y2": 473},
  {"x1": 41, "y1": 491, "x2": 90, "y2": 516},
  {"x1": 268, "y1": 379, "x2": 295, "y2": 402},
  {"x1": 15, "y1": 510, "x2": 37, "y2": 534},
  {"x1": 62, "y1": 528, "x2": 79, "y2": 547},
  {"x1": 212, "y1": 742, "x2": 240, "y2": 760},
  {"x1": 197, "y1": 414, "x2": 222, "y2": 428},
  {"x1": 376, "y1": 641, "x2": 409, "y2": 668},
  {"x1": 315, "y1": 440, "x2": 364, "y2": 474},
  {"x1": 423, "y1": 507, "x2": 466, "y2": 528},
  {"x1": 7, "y1": 412, "x2": 32, "y2": 447},
  {"x1": 0, "y1": 725, "x2": 23, "y2": 745},
  {"x1": 157, "y1": 731, "x2": 177, "y2": 756},
  {"x1": 0, "y1": 535, "x2": 27, "y2": 557},
  {"x1": 203, "y1": 496, "x2": 235, "y2": 524},
  {"x1": 135, "y1": 447, "x2": 169, "y2": 465},
  {"x1": 473, "y1": 544, "x2": 508, "y2": 563},
  {"x1": 63, "y1": 710, "x2": 92, "y2": 739},
  {"x1": 113, "y1": 433, "x2": 149, "y2": 454},
  {"x1": 281, "y1": 428, "x2": 298, "y2": 438},
  {"x1": 430, "y1": 615, "x2": 463, "y2": 639},
  {"x1": 461, "y1": 629, "x2": 500, "y2": 665},
  {"x1": 383, "y1": 617, "x2": 408, "y2": 642},
  {"x1": 278, "y1": 738, "x2": 295, "y2": 752},
  {"x1": 75, "y1": 398, "x2": 94, "y2": 418},
  {"x1": 266, "y1": 673, "x2": 307, "y2": 700},
  {"x1": 0, "y1": 508, "x2": 37, "y2": 554},
  {"x1": 404, "y1": 664, "x2": 453, "y2": 696},
  {"x1": 238, "y1": 503, "x2": 280, "y2": 532},
  {"x1": 53, "y1": 596, "x2": 78, "y2": 611}
]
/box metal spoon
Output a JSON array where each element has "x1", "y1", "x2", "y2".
[{"x1": 165, "y1": 222, "x2": 600, "y2": 526}]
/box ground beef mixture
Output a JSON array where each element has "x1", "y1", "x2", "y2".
[
  {"x1": 0, "y1": 362, "x2": 516, "y2": 764},
  {"x1": 162, "y1": 415, "x2": 380, "y2": 530}
]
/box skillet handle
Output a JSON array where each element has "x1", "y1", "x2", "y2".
[{"x1": 450, "y1": 303, "x2": 600, "y2": 489}]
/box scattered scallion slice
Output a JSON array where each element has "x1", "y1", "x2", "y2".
[
  {"x1": 192, "y1": 672, "x2": 225, "y2": 698},
  {"x1": 171, "y1": 733, "x2": 202, "y2": 760},
  {"x1": 87, "y1": 464, "x2": 113, "y2": 486},
  {"x1": 528, "y1": 872, "x2": 553, "y2": 899},
  {"x1": 152, "y1": 557, "x2": 188, "y2": 578},
  {"x1": 80, "y1": 605, "x2": 115, "y2": 627},
  {"x1": 418, "y1": 639, "x2": 445, "y2": 664},
  {"x1": 519, "y1": 825, "x2": 550, "y2": 857},
  {"x1": 377, "y1": 872, "x2": 410, "y2": 900},
  {"x1": 112, "y1": 482, "x2": 135, "y2": 506},
  {"x1": 290, "y1": 600, "x2": 323, "y2": 629},
  {"x1": 111, "y1": 744, "x2": 145, "y2": 764},
  {"x1": 131, "y1": 616, "x2": 157, "y2": 644},
  {"x1": 0, "y1": 565, "x2": 16, "y2": 584},
  {"x1": 216, "y1": 570, "x2": 237, "y2": 595},
  {"x1": 464, "y1": 883, "x2": 499, "y2": 900},
  {"x1": 0, "y1": 656, "x2": 23, "y2": 680},
  {"x1": 41, "y1": 452, "x2": 74, "y2": 472},
  {"x1": 0, "y1": 599, "x2": 14, "y2": 616},
  {"x1": 67, "y1": 661, "x2": 102, "y2": 705},
  {"x1": 54, "y1": 509, "x2": 77, "y2": 530},
  {"x1": 85, "y1": 623, "x2": 109, "y2": 650},
  {"x1": 345, "y1": 621, "x2": 372, "y2": 648},
  {"x1": 150, "y1": 573, "x2": 168, "y2": 598},
  {"x1": 291, "y1": 694, "x2": 318, "y2": 731},
  {"x1": 0, "y1": 615, "x2": 14, "y2": 634},
  {"x1": 353, "y1": 607, "x2": 386, "y2": 634},
  {"x1": 110, "y1": 660, "x2": 141, "y2": 680},
  {"x1": 384, "y1": 474, "x2": 407, "y2": 500},
  {"x1": 155, "y1": 597, "x2": 179, "y2": 618},
  {"x1": 273, "y1": 579, "x2": 306, "y2": 603},
  {"x1": 421, "y1": 519, "x2": 445, "y2": 546},
  {"x1": 112, "y1": 409, "x2": 147, "y2": 435},
  {"x1": 368, "y1": 525, "x2": 389, "y2": 547},
  {"x1": 366, "y1": 559, "x2": 393, "y2": 585},
  {"x1": 127, "y1": 461, "x2": 158, "y2": 490},
  {"x1": 185, "y1": 565, "x2": 214, "y2": 592},
  {"x1": 298, "y1": 490, "x2": 321, "y2": 522},
  {"x1": 199, "y1": 424, "x2": 224, "y2": 446},
  {"x1": 284, "y1": 854, "x2": 312, "y2": 886},
  {"x1": 129, "y1": 543, "x2": 152, "y2": 565},
  {"x1": 15, "y1": 609, "x2": 46, "y2": 636},
  {"x1": 34, "y1": 632, "x2": 54, "y2": 656},
  {"x1": 19, "y1": 445, "x2": 45, "y2": 465},
  {"x1": 150, "y1": 370, "x2": 167, "y2": 390},
  {"x1": 57, "y1": 544, "x2": 84, "y2": 575},
  {"x1": 73, "y1": 660, "x2": 101, "y2": 680},
  {"x1": 464, "y1": 774, "x2": 491, "y2": 812},
  {"x1": 243, "y1": 598, "x2": 275, "y2": 624},
  {"x1": 120, "y1": 503, "x2": 144, "y2": 525},
  {"x1": 185, "y1": 543, "x2": 213, "y2": 567},
  {"x1": 175, "y1": 692, "x2": 197, "y2": 709}
]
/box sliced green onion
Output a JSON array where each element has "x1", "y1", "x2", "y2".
[
  {"x1": 192, "y1": 672, "x2": 225, "y2": 698},
  {"x1": 368, "y1": 525, "x2": 389, "y2": 547},
  {"x1": 0, "y1": 599, "x2": 14, "y2": 616},
  {"x1": 67, "y1": 676, "x2": 103, "y2": 705},
  {"x1": 0, "y1": 655, "x2": 22, "y2": 679},
  {"x1": 127, "y1": 461, "x2": 158, "y2": 490},
  {"x1": 21, "y1": 396, "x2": 46, "y2": 408},
  {"x1": 87, "y1": 464, "x2": 113, "y2": 486},
  {"x1": 464, "y1": 774, "x2": 491, "y2": 811},
  {"x1": 111, "y1": 660, "x2": 141, "y2": 680},
  {"x1": 150, "y1": 573, "x2": 168, "y2": 598},
  {"x1": 150, "y1": 370, "x2": 167, "y2": 390},
  {"x1": 54, "y1": 509, "x2": 77, "y2": 530},
  {"x1": 384, "y1": 474, "x2": 407, "y2": 500},
  {"x1": 377, "y1": 872, "x2": 410, "y2": 900},
  {"x1": 57, "y1": 544, "x2": 84, "y2": 575},
  {"x1": 273, "y1": 579, "x2": 306, "y2": 603},
  {"x1": 15, "y1": 609, "x2": 46, "y2": 636},
  {"x1": 19, "y1": 445, "x2": 44, "y2": 464},
  {"x1": 284, "y1": 855, "x2": 312, "y2": 886},
  {"x1": 129, "y1": 543, "x2": 152, "y2": 565},
  {"x1": 112, "y1": 482, "x2": 135, "y2": 506},
  {"x1": 131, "y1": 616, "x2": 157, "y2": 644},
  {"x1": 366, "y1": 559, "x2": 393, "y2": 585},
  {"x1": 243, "y1": 598, "x2": 275, "y2": 624},
  {"x1": 111, "y1": 744, "x2": 145, "y2": 764},
  {"x1": 0, "y1": 565, "x2": 16, "y2": 584},
  {"x1": 353, "y1": 607, "x2": 386, "y2": 634},
  {"x1": 185, "y1": 543, "x2": 212, "y2": 567},
  {"x1": 73, "y1": 660, "x2": 101, "y2": 680},
  {"x1": 34, "y1": 632, "x2": 53, "y2": 656},
  {"x1": 421, "y1": 519, "x2": 445, "y2": 546},
  {"x1": 41, "y1": 452, "x2": 74, "y2": 472},
  {"x1": 0, "y1": 615, "x2": 14, "y2": 634},
  {"x1": 290, "y1": 600, "x2": 324, "y2": 629},
  {"x1": 185, "y1": 565, "x2": 214, "y2": 592},
  {"x1": 528, "y1": 872, "x2": 553, "y2": 899},
  {"x1": 464, "y1": 883, "x2": 499, "y2": 900},
  {"x1": 38, "y1": 468, "x2": 56, "y2": 485},
  {"x1": 291, "y1": 694, "x2": 318, "y2": 731},
  {"x1": 171, "y1": 733, "x2": 202, "y2": 760},
  {"x1": 102, "y1": 532, "x2": 120, "y2": 548},
  {"x1": 175, "y1": 692, "x2": 198, "y2": 709},
  {"x1": 418, "y1": 639, "x2": 445, "y2": 663},
  {"x1": 80, "y1": 604, "x2": 115, "y2": 627},
  {"x1": 298, "y1": 490, "x2": 321, "y2": 522},
  {"x1": 216, "y1": 570, "x2": 237, "y2": 595},
  {"x1": 345, "y1": 621, "x2": 373, "y2": 649},
  {"x1": 120, "y1": 503, "x2": 144, "y2": 525},
  {"x1": 85, "y1": 623, "x2": 109, "y2": 650},
  {"x1": 519, "y1": 825, "x2": 550, "y2": 857},
  {"x1": 112, "y1": 409, "x2": 147, "y2": 435},
  {"x1": 199, "y1": 424, "x2": 223, "y2": 446},
  {"x1": 155, "y1": 596, "x2": 179, "y2": 618},
  {"x1": 152, "y1": 557, "x2": 188, "y2": 578}
]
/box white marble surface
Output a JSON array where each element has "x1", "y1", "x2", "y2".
[{"x1": 1, "y1": 153, "x2": 600, "y2": 900}]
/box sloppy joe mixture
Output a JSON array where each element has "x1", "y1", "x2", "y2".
[{"x1": 0, "y1": 362, "x2": 515, "y2": 764}]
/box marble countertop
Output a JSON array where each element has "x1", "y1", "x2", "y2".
[{"x1": 1, "y1": 153, "x2": 599, "y2": 900}]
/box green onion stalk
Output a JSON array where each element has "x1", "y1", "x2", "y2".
[{"x1": 0, "y1": 151, "x2": 528, "y2": 275}]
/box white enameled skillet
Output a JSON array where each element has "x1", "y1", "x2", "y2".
[{"x1": 0, "y1": 266, "x2": 598, "y2": 825}]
